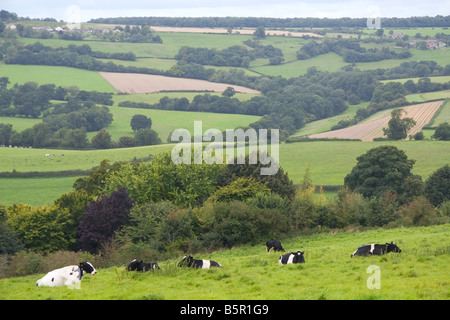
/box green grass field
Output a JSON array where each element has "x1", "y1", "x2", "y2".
[
  {"x1": 1, "y1": 140, "x2": 448, "y2": 206},
  {"x1": 0, "y1": 64, "x2": 117, "y2": 92},
  {"x1": 1, "y1": 224, "x2": 448, "y2": 300}
]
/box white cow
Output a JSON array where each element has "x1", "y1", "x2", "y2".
[{"x1": 36, "y1": 262, "x2": 97, "y2": 289}]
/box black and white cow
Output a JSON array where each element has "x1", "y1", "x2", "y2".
[
  {"x1": 351, "y1": 242, "x2": 402, "y2": 257},
  {"x1": 279, "y1": 250, "x2": 305, "y2": 265},
  {"x1": 178, "y1": 255, "x2": 222, "y2": 269},
  {"x1": 36, "y1": 262, "x2": 97, "y2": 288},
  {"x1": 126, "y1": 258, "x2": 160, "y2": 271},
  {"x1": 266, "y1": 240, "x2": 285, "y2": 253}
]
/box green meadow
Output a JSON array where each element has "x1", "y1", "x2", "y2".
[
  {"x1": 1, "y1": 224, "x2": 448, "y2": 300},
  {"x1": 0, "y1": 64, "x2": 117, "y2": 92},
  {"x1": 1, "y1": 140, "x2": 449, "y2": 206}
]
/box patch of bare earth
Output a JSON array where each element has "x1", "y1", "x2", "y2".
[
  {"x1": 98, "y1": 72, "x2": 261, "y2": 94},
  {"x1": 309, "y1": 101, "x2": 443, "y2": 141}
]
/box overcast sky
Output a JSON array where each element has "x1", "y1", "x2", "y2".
[{"x1": 2, "y1": 0, "x2": 449, "y2": 22}]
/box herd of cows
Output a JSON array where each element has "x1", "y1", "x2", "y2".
[{"x1": 35, "y1": 240, "x2": 402, "y2": 288}]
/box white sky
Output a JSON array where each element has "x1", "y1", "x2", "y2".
[{"x1": 1, "y1": 0, "x2": 449, "y2": 22}]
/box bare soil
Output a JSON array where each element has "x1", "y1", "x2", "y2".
[{"x1": 309, "y1": 101, "x2": 444, "y2": 141}]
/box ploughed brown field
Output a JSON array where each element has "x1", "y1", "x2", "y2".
[
  {"x1": 309, "y1": 101, "x2": 443, "y2": 141},
  {"x1": 98, "y1": 72, "x2": 261, "y2": 94}
]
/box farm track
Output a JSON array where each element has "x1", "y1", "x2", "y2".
[{"x1": 309, "y1": 101, "x2": 444, "y2": 141}]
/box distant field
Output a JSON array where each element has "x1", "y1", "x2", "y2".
[
  {"x1": 0, "y1": 92, "x2": 261, "y2": 143},
  {"x1": 309, "y1": 101, "x2": 444, "y2": 141},
  {"x1": 150, "y1": 26, "x2": 323, "y2": 38},
  {"x1": 250, "y1": 52, "x2": 346, "y2": 77},
  {"x1": 103, "y1": 105, "x2": 261, "y2": 141},
  {"x1": 99, "y1": 72, "x2": 261, "y2": 94},
  {"x1": 0, "y1": 177, "x2": 80, "y2": 206},
  {"x1": 280, "y1": 140, "x2": 450, "y2": 186},
  {"x1": 292, "y1": 102, "x2": 367, "y2": 137},
  {"x1": 355, "y1": 47, "x2": 450, "y2": 72},
  {"x1": 406, "y1": 91, "x2": 450, "y2": 103},
  {"x1": 382, "y1": 75, "x2": 450, "y2": 85},
  {"x1": 0, "y1": 64, "x2": 117, "y2": 93}
]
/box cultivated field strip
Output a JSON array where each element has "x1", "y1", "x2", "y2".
[
  {"x1": 98, "y1": 72, "x2": 261, "y2": 94},
  {"x1": 149, "y1": 26, "x2": 323, "y2": 38},
  {"x1": 309, "y1": 101, "x2": 444, "y2": 141}
]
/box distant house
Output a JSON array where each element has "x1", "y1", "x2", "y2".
[
  {"x1": 385, "y1": 32, "x2": 404, "y2": 39},
  {"x1": 426, "y1": 39, "x2": 446, "y2": 49}
]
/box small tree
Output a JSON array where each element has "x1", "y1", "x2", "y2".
[
  {"x1": 130, "y1": 114, "x2": 152, "y2": 131},
  {"x1": 424, "y1": 164, "x2": 450, "y2": 207},
  {"x1": 91, "y1": 129, "x2": 112, "y2": 149},
  {"x1": 253, "y1": 26, "x2": 266, "y2": 38},
  {"x1": 432, "y1": 122, "x2": 450, "y2": 140},
  {"x1": 383, "y1": 109, "x2": 416, "y2": 140},
  {"x1": 222, "y1": 86, "x2": 236, "y2": 97}
]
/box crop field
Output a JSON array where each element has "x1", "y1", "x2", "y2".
[
  {"x1": 0, "y1": 224, "x2": 448, "y2": 300},
  {"x1": 98, "y1": 72, "x2": 261, "y2": 94},
  {"x1": 309, "y1": 101, "x2": 444, "y2": 141},
  {"x1": 150, "y1": 26, "x2": 323, "y2": 38}
]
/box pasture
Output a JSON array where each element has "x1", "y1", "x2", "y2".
[
  {"x1": 0, "y1": 224, "x2": 448, "y2": 300},
  {"x1": 0, "y1": 64, "x2": 117, "y2": 93},
  {"x1": 1, "y1": 140, "x2": 449, "y2": 206}
]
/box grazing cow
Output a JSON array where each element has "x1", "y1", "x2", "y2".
[
  {"x1": 351, "y1": 242, "x2": 402, "y2": 257},
  {"x1": 36, "y1": 262, "x2": 96, "y2": 288},
  {"x1": 178, "y1": 255, "x2": 222, "y2": 269},
  {"x1": 266, "y1": 240, "x2": 285, "y2": 253},
  {"x1": 126, "y1": 258, "x2": 160, "y2": 271},
  {"x1": 279, "y1": 251, "x2": 305, "y2": 265}
]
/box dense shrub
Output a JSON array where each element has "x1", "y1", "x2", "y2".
[{"x1": 77, "y1": 188, "x2": 135, "y2": 254}]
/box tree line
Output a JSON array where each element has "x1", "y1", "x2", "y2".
[
  {"x1": 0, "y1": 79, "x2": 162, "y2": 149},
  {"x1": 175, "y1": 40, "x2": 284, "y2": 67},
  {"x1": 297, "y1": 38, "x2": 411, "y2": 63},
  {"x1": 1, "y1": 147, "x2": 448, "y2": 275},
  {"x1": 88, "y1": 15, "x2": 450, "y2": 28}
]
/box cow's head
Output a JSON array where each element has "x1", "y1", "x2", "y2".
[
  {"x1": 178, "y1": 255, "x2": 193, "y2": 267},
  {"x1": 80, "y1": 262, "x2": 97, "y2": 275},
  {"x1": 295, "y1": 251, "x2": 305, "y2": 263},
  {"x1": 386, "y1": 242, "x2": 402, "y2": 253},
  {"x1": 152, "y1": 263, "x2": 161, "y2": 270}
]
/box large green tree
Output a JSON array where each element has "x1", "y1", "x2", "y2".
[
  {"x1": 424, "y1": 164, "x2": 450, "y2": 207},
  {"x1": 344, "y1": 145, "x2": 422, "y2": 202},
  {"x1": 383, "y1": 108, "x2": 416, "y2": 140}
]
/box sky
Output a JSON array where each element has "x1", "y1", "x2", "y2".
[{"x1": 2, "y1": 0, "x2": 450, "y2": 22}]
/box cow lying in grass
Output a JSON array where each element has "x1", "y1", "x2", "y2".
[
  {"x1": 178, "y1": 255, "x2": 222, "y2": 269},
  {"x1": 36, "y1": 262, "x2": 96, "y2": 289},
  {"x1": 351, "y1": 242, "x2": 402, "y2": 257},
  {"x1": 127, "y1": 259, "x2": 160, "y2": 271},
  {"x1": 279, "y1": 251, "x2": 305, "y2": 265}
]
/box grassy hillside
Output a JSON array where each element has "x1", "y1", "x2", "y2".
[
  {"x1": 1, "y1": 140, "x2": 448, "y2": 206},
  {"x1": 0, "y1": 64, "x2": 117, "y2": 92},
  {"x1": 1, "y1": 224, "x2": 448, "y2": 300}
]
